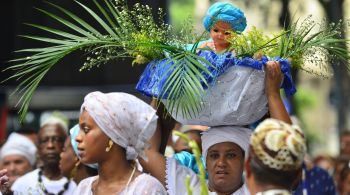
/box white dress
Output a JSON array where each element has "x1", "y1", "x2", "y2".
[
  {"x1": 166, "y1": 158, "x2": 250, "y2": 195},
  {"x1": 73, "y1": 173, "x2": 167, "y2": 195},
  {"x1": 11, "y1": 169, "x2": 77, "y2": 195}
]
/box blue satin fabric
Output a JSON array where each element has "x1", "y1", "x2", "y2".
[
  {"x1": 136, "y1": 50, "x2": 296, "y2": 98},
  {"x1": 174, "y1": 151, "x2": 208, "y2": 179}
]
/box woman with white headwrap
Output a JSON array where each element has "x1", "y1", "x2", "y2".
[
  {"x1": 73, "y1": 91, "x2": 166, "y2": 195},
  {"x1": 0, "y1": 133, "x2": 37, "y2": 193}
]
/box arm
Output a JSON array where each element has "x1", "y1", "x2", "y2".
[
  {"x1": 265, "y1": 61, "x2": 292, "y2": 124},
  {"x1": 139, "y1": 99, "x2": 176, "y2": 186}
]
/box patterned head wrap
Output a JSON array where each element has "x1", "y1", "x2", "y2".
[
  {"x1": 203, "y1": 2, "x2": 247, "y2": 33},
  {"x1": 0, "y1": 133, "x2": 37, "y2": 166},
  {"x1": 201, "y1": 126, "x2": 252, "y2": 160},
  {"x1": 70, "y1": 124, "x2": 98, "y2": 169},
  {"x1": 80, "y1": 91, "x2": 158, "y2": 160},
  {"x1": 250, "y1": 119, "x2": 306, "y2": 171}
]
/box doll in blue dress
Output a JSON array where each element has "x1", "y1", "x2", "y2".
[{"x1": 136, "y1": 2, "x2": 295, "y2": 127}]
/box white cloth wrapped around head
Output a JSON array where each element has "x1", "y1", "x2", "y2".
[
  {"x1": 0, "y1": 132, "x2": 37, "y2": 166},
  {"x1": 80, "y1": 91, "x2": 158, "y2": 160},
  {"x1": 250, "y1": 118, "x2": 306, "y2": 171},
  {"x1": 40, "y1": 113, "x2": 69, "y2": 132},
  {"x1": 201, "y1": 126, "x2": 252, "y2": 160}
]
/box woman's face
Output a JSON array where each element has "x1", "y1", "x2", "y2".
[
  {"x1": 76, "y1": 110, "x2": 110, "y2": 164},
  {"x1": 209, "y1": 21, "x2": 234, "y2": 45},
  {"x1": 206, "y1": 142, "x2": 244, "y2": 194},
  {"x1": 59, "y1": 138, "x2": 78, "y2": 177}
]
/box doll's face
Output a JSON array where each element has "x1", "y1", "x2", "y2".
[{"x1": 210, "y1": 21, "x2": 235, "y2": 45}]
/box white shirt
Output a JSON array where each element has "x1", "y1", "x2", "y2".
[
  {"x1": 11, "y1": 169, "x2": 76, "y2": 195},
  {"x1": 166, "y1": 157, "x2": 250, "y2": 195},
  {"x1": 256, "y1": 189, "x2": 291, "y2": 195},
  {"x1": 73, "y1": 173, "x2": 166, "y2": 195}
]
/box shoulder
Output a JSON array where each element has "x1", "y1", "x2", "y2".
[
  {"x1": 73, "y1": 176, "x2": 97, "y2": 195},
  {"x1": 129, "y1": 174, "x2": 166, "y2": 194},
  {"x1": 76, "y1": 176, "x2": 97, "y2": 188},
  {"x1": 11, "y1": 169, "x2": 39, "y2": 190}
]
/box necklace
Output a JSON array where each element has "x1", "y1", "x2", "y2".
[
  {"x1": 38, "y1": 169, "x2": 70, "y2": 195},
  {"x1": 92, "y1": 165, "x2": 136, "y2": 194}
]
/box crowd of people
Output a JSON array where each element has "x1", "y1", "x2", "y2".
[{"x1": 0, "y1": 1, "x2": 348, "y2": 195}]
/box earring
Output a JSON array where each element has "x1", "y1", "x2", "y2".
[
  {"x1": 105, "y1": 139, "x2": 114, "y2": 152},
  {"x1": 75, "y1": 160, "x2": 81, "y2": 167}
]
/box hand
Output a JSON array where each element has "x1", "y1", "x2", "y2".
[
  {"x1": 199, "y1": 41, "x2": 215, "y2": 50},
  {"x1": 0, "y1": 169, "x2": 11, "y2": 194},
  {"x1": 265, "y1": 61, "x2": 292, "y2": 124},
  {"x1": 265, "y1": 60, "x2": 283, "y2": 96}
]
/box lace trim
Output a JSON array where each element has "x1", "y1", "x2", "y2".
[{"x1": 165, "y1": 157, "x2": 173, "y2": 195}]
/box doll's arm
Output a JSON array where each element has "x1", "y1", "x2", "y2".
[{"x1": 265, "y1": 61, "x2": 292, "y2": 124}]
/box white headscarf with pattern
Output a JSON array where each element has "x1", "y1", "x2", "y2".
[
  {"x1": 80, "y1": 91, "x2": 158, "y2": 160},
  {"x1": 250, "y1": 118, "x2": 306, "y2": 171}
]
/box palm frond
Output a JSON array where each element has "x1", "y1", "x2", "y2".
[
  {"x1": 159, "y1": 51, "x2": 214, "y2": 118},
  {"x1": 6, "y1": 0, "x2": 212, "y2": 121}
]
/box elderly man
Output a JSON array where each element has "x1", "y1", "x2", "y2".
[
  {"x1": 0, "y1": 132, "x2": 37, "y2": 187},
  {"x1": 10, "y1": 116, "x2": 76, "y2": 195}
]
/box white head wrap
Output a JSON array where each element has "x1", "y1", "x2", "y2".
[
  {"x1": 80, "y1": 91, "x2": 158, "y2": 160},
  {"x1": 40, "y1": 115, "x2": 69, "y2": 132},
  {"x1": 251, "y1": 119, "x2": 306, "y2": 171},
  {"x1": 0, "y1": 133, "x2": 37, "y2": 166},
  {"x1": 201, "y1": 126, "x2": 252, "y2": 160}
]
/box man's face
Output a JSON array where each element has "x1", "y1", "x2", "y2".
[
  {"x1": 38, "y1": 124, "x2": 67, "y2": 166},
  {"x1": 2, "y1": 155, "x2": 32, "y2": 186}
]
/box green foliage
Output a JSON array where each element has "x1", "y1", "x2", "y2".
[
  {"x1": 227, "y1": 26, "x2": 281, "y2": 58},
  {"x1": 227, "y1": 17, "x2": 350, "y2": 77},
  {"x1": 169, "y1": 0, "x2": 195, "y2": 33},
  {"x1": 174, "y1": 130, "x2": 208, "y2": 195},
  {"x1": 5, "y1": 0, "x2": 211, "y2": 121}
]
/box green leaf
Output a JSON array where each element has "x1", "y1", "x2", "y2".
[{"x1": 75, "y1": 1, "x2": 117, "y2": 37}]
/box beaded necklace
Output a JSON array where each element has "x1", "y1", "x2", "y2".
[{"x1": 38, "y1": 169, "x2": 70, "y2": 195}]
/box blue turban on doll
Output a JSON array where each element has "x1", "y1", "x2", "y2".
[{"x1": 203, "y1": 2, "x2": 247, "y2": 33}]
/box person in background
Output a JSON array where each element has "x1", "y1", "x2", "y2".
[
  {"x1": 0, "y1": 133, "x2": 37, "y2": 189},
  {"x1": 14, "y1": 126, "x2": 38, "y2": 146},
  {"x1": 173, "y1": 125, "x2": 208, "y2": 154},
  {"x1": 59, "y1": 124, "x2": 98, "y2": 184},
  {"x1": 10, "y1": 115, "x2": 76, "y2": 195},
  {"x1": 338, "y1": 161, "x2": 350, "y2": 195},
  {"x1": 313, "y1": 155, "x2": 335, "y2": 175},
  {"x1": 340, "y1": 131, "x2": 350, "y2": 160},
  {"x1": 293, "y1": 163, "x2": 337, "y2": 195},
  {"x1": 245, "y1": 118, "x2": 306, "y2": 195}
]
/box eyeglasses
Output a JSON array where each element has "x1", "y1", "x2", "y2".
[{"x1": 39, "y1": 136, "x2": 65, "y2": 145}]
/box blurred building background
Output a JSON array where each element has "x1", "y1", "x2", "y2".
[{"x1": 1, "y1": 0, "x2": 349, "y2": 158}]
